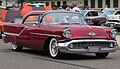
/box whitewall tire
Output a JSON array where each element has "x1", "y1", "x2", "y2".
[
  {"x1": 11, "y1": 43, "x2": 23, "y2": 51},
  {"x1": 49, "y1": 38, "x2": 60, "y2": 58}
]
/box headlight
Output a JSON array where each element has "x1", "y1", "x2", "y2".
[
  {"x1": 110, "y1": 30, "x2": 117, "y2": 38},
  {"x1": 86, "y1": 19, "x2": 93, "y2": 25},
  {"x1": 63, "y1": 29, "x2": 72, "y2": 38},
  {"x1": 87, "y1": 19, "x2": 92, "y2": 23}
]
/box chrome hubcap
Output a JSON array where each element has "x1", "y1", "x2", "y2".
[
  {"x1": 49, "y1": 38, "x2": 58, "y2": 57},
  {"x1": 11, "y1": 44, "x2": 17, "y2": 50}
]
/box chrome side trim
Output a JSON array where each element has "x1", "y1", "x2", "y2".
[
  {"x1": 4, "y1": 32, "x2": 19, "y2": 36},
  {"x1": 4, "y1": 26, "x2": 28, "y2": 36},
  {"x1": 30, "y1": 33, "x2": 61, "y2": 37},
  {"x1": 4, "y1": 32, "x2": 61, "y2": 37}
]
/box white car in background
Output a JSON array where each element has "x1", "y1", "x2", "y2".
[
  {"x1": 105, "y1": 19, "x2": 120, "y2": 31},
  {"x1": 27, "y1": 2, "x2": 45, "y2": 7},
  {"x1": 103, "y1": 10, "x2": 120, "y2": 20}
]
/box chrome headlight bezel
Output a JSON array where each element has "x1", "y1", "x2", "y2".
[
  {"x1": 110, "y1": 29, "x2": 117, "y2": 38},
  {"x1": 63, "y1": 29, "x2": 72, "y2": 38}
]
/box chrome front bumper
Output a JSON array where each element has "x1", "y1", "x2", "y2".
[{"x1": 58, "y1": 39, "x2": 118, "y2": 53}]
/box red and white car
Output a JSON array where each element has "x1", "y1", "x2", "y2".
[{"x1": 3, "y1": 11, "x2": 118, "y2": 58}]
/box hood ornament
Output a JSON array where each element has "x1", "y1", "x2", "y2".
[{"x1": 88, "y1": 32, "x2": 96, "y2": 36}]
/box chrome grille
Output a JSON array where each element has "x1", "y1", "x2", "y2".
[{"x1": 68, "y1": 42, "x2": 114, "y2": 49}]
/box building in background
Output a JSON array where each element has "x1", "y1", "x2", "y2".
[
  {"x1": 1, "y1": 0, "x2": 120, "y2": 10},
  {"x1": 28, "y1": 0, "x2": 120, "y2": 10}
]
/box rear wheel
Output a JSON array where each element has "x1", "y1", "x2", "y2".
[
  {"x1": 49, "y1": 38, "x2": 61, "y2": 58},
  {"x1": 95, "y1": 53, "x2": 109, "y2": 58},
  {"x1": 11, "y1": 43, "x2": 23, "y2": 52}
]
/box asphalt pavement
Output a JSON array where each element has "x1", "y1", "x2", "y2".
[{"x1": 0, "y1": 38, "x2": 120, "y2": 69}]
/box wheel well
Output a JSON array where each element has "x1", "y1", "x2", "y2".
[
  {"x1": 99, "y1": 20, "x2": 106, "y2": 25},
  {"x1": 43, "y1": 36, "x2": 55, "y2": 52}
]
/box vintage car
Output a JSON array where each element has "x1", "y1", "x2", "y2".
[
  {"x1": 81, "y1": 10, "x2": 107, "y2": 26},
  {"x1": 3, "y1": 11, "x2": 118, "y2": 58},
  {"x1": 103, "y1": 9, "x2": 119, "y2": 16},
  {"x1": 105, "y1": 10, "x2": 120, "y2": 19},
  {"x1": 102, "y1": 8, "x2": 115, "y2": 15},
  {"x1": 102, "y1": 10, "x2": 120, "y2": 19},
  {"x1": 105, "y1": 19, "x2": 120, "y2": 31}
]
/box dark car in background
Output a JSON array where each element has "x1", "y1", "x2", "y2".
[{"x1": 81, "y1": 10, "x2": 107, "y2": 26}]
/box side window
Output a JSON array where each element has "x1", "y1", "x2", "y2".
[
  {"x1": 86, "y1": 12, "x2": 89, "y2": 16},
  {"x1": 86, "y1": 12, "x2": 93, "y2": 16},
  {"x1": 41, "y1": 15, "x2": 54, "y2": 24},
  {"x1": 14, "y1": 17, "x2": 22, "y2": 23},
  {"x1": 115, "y1": 11, "x2": 120, "y2": 15},
  {"x1": 92, "y1": 11, "x2": 98, "y2": 16},
  {"x1": 86, "y1": 11, "x2": 98, "y2": 16},
  {"x1": 24, "y1": 15, "x2": 41, "y2": 26}
]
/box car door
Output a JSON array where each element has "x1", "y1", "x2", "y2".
[{"x1": 16, "y1": 14, "x2": 45, "y2": 50}]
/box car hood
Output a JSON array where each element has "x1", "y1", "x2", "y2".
[{"x1": 55, "y1": 25, "x2": 111, "y2": 39}]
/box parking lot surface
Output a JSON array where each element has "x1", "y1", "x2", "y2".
[{"x1": 0, "y1": 39, "x2": 120, "y2": 69}]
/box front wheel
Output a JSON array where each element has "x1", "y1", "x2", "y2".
[
  {"x1": 100, "y1": 23, "x2": 105, "y2": 27},
  {"x1": 11, "y1": 43, "x2": 23, "y2": 52},
  {"x1": 49, "y1": 38, "x2": 61, "y2": 58},
  {"x1": 109, "y1": 24, "x2": 114, "y2": 28},
  {"x1": 95, "y1": 53, "x2": 109, "y2": 58}
]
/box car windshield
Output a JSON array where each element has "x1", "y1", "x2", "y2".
[
  {"x1": 104, "y1": 11, "x2": 116, "y2": 15},
  {"x1": 81, "y1": 10, "x2": 88, "y2": 16},
  {"x1": 41, "y1": 12, "x2": 86, "y2": 25}
]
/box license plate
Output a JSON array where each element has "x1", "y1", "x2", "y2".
[{"x1": 88, "y1": 47, "x2": 99, "y2": 52}]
